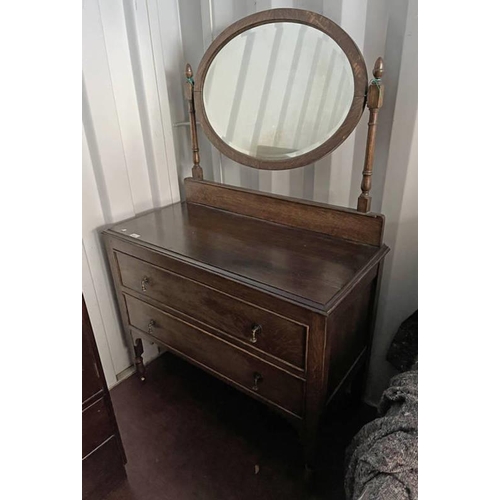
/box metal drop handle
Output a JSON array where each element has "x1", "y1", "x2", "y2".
[
  {"x1": 148, "y1": 319, "x2": 156, "y2": 335},
  {"x1": 250, "y1": 324, "x2": 262, "y2": 344},
  {"x1": 141, "y1": 276, "x2": 149, "y2": 292},
  {"x1": 252, "y1": 372, "x2": 263, "y2": 391}
]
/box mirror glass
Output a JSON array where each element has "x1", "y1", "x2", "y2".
[{"x1": 203, "y1": 22, "x2": 355, "y2": 161}]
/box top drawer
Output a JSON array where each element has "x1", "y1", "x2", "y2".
[{"x1": 116, "y1": 252, "x2": 306, "y2": 369}]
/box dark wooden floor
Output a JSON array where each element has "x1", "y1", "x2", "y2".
[{"x1": 104, "y1": 353, "x2": 376, "y2": 500}]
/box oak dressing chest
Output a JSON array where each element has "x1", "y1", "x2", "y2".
[{"x1": 103, "y1": 8, "x2": 389, "y2": 468}]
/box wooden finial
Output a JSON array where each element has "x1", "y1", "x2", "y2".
[
  {"x1": 184, "y1": 63, "x2": 203, "y2": 180},
  {"x1": 357, "y1": 57, "x2": 385, "y2": 213},
  {"x1": 373, "y1": 57, "x2": 384, "y2": 79}
]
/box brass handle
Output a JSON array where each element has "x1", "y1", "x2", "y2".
[
  {"x1": 250, "y1": 324, "x2": 262, "y2": 344},
  {"x1": 252, "y1": 372, "x2": 263, "y2": 391},
  {"x1": 141, "y1": 276, "x2": 149, "y2": 292},
  {"x1": 148, "y1": 319, "x2": 155, "y2": 335}
]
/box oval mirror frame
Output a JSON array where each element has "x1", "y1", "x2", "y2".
[{"x1": 194, "y1": 9, "x2": 368, "y2": 171}]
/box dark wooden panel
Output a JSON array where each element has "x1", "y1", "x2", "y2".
[
  {"x1": 117, "y1": 251, "x2": 307, "y2": 368},
  {"x1": 82, "y1": 296, "x2": 126, "y2": 497},
  {"x1": 326, "y1": 279, "x2": 375, "y2": 399},
  {"x1": 185, "y1": 179, "x2": 384, "y2": 246},
  {"x1": 106, "y1": 201, "x2": 380, "y2": 307},
  {"x1": 82, "y1": 437, "x2": 126, "y2": 500},
  {"x1": 125, "y1": 294, "x2": 304, "y2": 417},
  {"x1": 82, "y1": 302, "x2": 103, "y2": 404},
  {"x1": 82, "y1": 397, "x2": 114, "y2": 459}
]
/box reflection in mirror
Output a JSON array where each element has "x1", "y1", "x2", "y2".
[{"x1": 203, "y1": 22, "x2": 355, "y2": 161}]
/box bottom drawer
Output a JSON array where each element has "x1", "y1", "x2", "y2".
[{"x1": 125, "y1": 295, "x2": 304, "y2": 416}]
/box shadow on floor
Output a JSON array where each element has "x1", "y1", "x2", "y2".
[{"x1": 104, "y1": 353, "x2": 375, "y2": 500}]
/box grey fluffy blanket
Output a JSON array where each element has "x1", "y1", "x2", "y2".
[{"x1": 344, "y1": 369, "x2": 418, "y2": 500}]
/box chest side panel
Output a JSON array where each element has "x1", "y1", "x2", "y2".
[{"x1": 325, "y1": 267, "x2": 378, "y2": 400}]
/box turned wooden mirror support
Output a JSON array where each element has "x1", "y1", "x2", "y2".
[
  {"x1": 357, "y1": 57, "x2": 384, "y2": 213},
  {"x1": 184, "y1": 63, "x2": 203, "y2": 180}
]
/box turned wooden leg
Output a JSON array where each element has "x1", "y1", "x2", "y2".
[{"x1": 133, "y1": 338, "x2": 146, "y2": 382}]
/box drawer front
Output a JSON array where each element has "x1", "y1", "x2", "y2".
[
  {"x1": 125, "y1": 295, "x2": 304, "y2": 416},
  {"x1": 117, "y1": 252, "x2": 306, "y2": 369},
  {"x1": 82, "y1": 436, "x2": 125, "y2": 500},
  {"x1": 82, "y1": 397, "x2": 114, "y2": 458}
]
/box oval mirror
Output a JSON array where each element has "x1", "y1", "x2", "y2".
[{"x1": 194, "y1": 9, "x2": 368, "y2": 170}]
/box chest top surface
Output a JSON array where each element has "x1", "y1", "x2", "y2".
[{"x1": 107, "y1": 202, "x2": 384, "y2": 312}]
